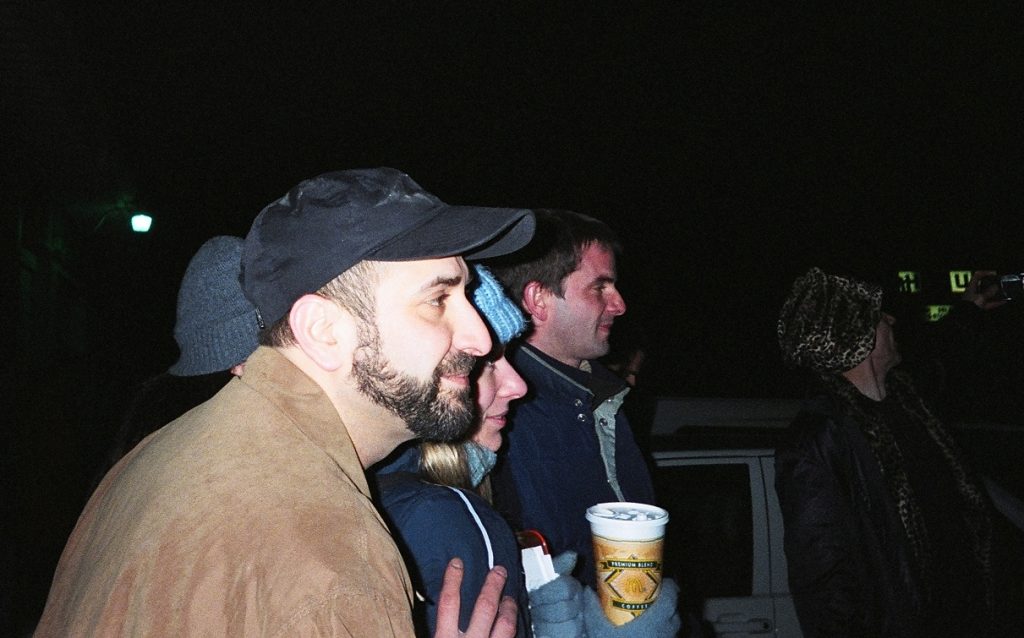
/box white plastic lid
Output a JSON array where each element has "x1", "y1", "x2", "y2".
[{"x1": 586, "y1": 502, "x2": 669, "y2": 540}]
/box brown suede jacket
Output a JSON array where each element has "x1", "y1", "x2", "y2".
[{"x1": 36, "y1": 347, "x2": 415, "y2": 637}]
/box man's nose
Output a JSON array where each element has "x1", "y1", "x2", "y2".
[
  {"x1": 606, "y1": 287, "x2": 626, "y2": 316},
  {"x1": 454, "y1": 298, "x2": 492, "y2": 357}
]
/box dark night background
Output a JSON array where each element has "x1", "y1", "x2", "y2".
[{"x1": 4, "y1": 2, "x2": 1023, "y2": 634}]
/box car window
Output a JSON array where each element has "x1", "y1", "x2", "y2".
[{"x1": 655, "y1": 462, "x2": 753, "y2": 598}]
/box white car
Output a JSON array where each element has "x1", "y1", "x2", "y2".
[
  {"x1": 649, "y1": 398, "x2": 802, "y2": 637},
  {"x1": 653, "y1": 446, "x2": 801, "y2": 638}
]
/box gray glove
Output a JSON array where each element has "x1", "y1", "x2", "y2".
[
  {"x1": 581, "y1": 577, "x2": 681, "y2": 638},
  {"x1": 529, "y1": 551, "x2": 585, "y2": 638}
]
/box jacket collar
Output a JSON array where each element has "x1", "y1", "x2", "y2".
[
  {"x1": 513, "y1": 343, "x2": 629, "y2": 409},
  {"x1": 240, "y1": 346, "x2": 371, "y2": 498}
]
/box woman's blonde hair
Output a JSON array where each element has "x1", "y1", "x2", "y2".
[{"x1": 419, "y1": 441, "x2": 492, "y2": 502}]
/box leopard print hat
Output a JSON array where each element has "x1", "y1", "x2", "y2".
[{"x1": 777, "y1": 267, "x2": 883, "y2": 373}]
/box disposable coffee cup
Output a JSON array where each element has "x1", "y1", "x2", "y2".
[{"x1": 586, "y1": 502, "x2": 669, "y2": 625}]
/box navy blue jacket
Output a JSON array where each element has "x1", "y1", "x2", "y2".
[
  {"x1": 492, "y1": 343, "x2": 656, "y2": 589},
  {"x1": 372, "y1": 447, "x2": 530, "y2": 637}
]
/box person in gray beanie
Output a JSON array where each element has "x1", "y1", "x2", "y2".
[
  {"x1": 168, "y1": 235, "x2": 260, "y2": 376},
  {"x1": 95, "y1": 236, "x2": 261, "y2": 481}
]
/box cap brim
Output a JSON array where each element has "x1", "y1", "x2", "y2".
[{"x1": 370, "y1": 206, "x2": 535, "y2": 263}]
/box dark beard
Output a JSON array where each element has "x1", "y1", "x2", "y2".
[{"x1": 352, "y1": 327, "x2": 477, "y2": 442}]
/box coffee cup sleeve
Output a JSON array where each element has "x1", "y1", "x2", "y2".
[{"x1": 582, "y1": 577, "x2": 681, "y2": 638}]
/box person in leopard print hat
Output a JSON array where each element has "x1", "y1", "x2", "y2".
[{"x1": 773, "y1": 267, "x2": 998, "y2": 638}]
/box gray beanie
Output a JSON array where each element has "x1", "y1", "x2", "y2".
[{"x1": 168, "y1": 236, "x2": 260, "y2": 376}]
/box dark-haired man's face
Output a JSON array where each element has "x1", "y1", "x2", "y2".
[
  {"x1": 351, "y1": 258, "x2": 492, "y2": 441},
  {"x1": 539, "y1": 243, "x2": 627, "y2": 368}
]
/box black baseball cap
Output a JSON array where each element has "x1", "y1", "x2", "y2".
[{"x1": 242, "y1": 168, "x2": 536, "y2": 327}]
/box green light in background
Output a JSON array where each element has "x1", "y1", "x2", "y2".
[
  {"x1": 897, "y1": 271, "x2": 920, "y2": 293},
  {"x1": 948, "y1": 270, "x2": 972, "y2": 293},
  {"x1": 925, "y1": 305, "x2": 952, "y2": 322},
  {"x1": 130, "y1": 213, "x2": 152, "y2": 233}
]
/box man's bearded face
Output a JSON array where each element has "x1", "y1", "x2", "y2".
[{"x1": 352, "y1": 320, "x2": 477, "y2": 441}]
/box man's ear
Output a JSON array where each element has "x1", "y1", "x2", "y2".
[
  {"x1": 522, "y1": 281, "x2": 550, "y2": 323},
  {"x1": 288, "y1": 294, "x2": 357, "y2": 372}
]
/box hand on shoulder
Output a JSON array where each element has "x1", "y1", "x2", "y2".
[{"x1": 435, "y1": 558, "x2": 517, "y2": 638}]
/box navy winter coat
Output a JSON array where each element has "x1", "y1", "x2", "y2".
[
  {"x1": 492, "y1": 344, "x2": 656, "y2": 590},
  {"x1": 372, "y1": 446, "x2": 530, "y2": 637}
]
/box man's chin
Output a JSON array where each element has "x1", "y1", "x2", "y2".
[
  {"x1": 589, "y1": 342, "x2": 612, "y2": 360},
  {"x1": 406, "y1": 395, "x2": 475, "y2": 442},
  {"x1": 411, "y1": 417, "x2": 473, "y2": 442}
]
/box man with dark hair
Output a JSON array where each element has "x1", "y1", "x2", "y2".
[
  {"x1": 489, "y1": 209, "x2": 655, "y2": 589},
  {"x1": 35, "y1": 168, "x2": 534, "y2": 637}
]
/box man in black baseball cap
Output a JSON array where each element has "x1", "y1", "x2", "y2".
[{"x1": 36, "y1": 168, "x2": 533, "y2": 638}]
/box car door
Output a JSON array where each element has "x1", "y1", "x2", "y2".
[{"x1": 653, "y1": 450, "x2": 802, "y2": 637}]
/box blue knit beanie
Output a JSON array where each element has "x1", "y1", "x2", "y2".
[
  {"x1": 471, "y1": 264, "x2": 526, "y2": 345},
  {"x1": 168, "y1": 236, "x2": 261, "y2": 376}
]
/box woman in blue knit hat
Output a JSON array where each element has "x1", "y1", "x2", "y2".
[{"x1": 372, "y1": 264, "x2": 532, "y2": 636}]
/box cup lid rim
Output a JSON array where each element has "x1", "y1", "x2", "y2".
[{"x1": 586, "y1": 501, "x2": 669, "y2": 525}]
